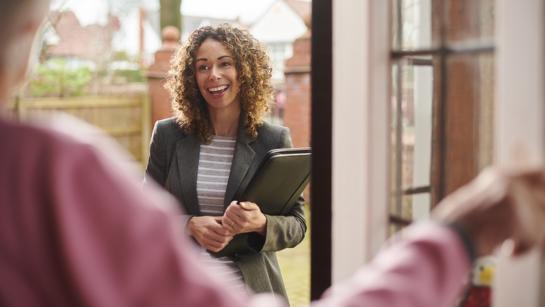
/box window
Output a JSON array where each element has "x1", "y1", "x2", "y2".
[
  {"x1": 266, "y1": 42, "x2": 294, "y2": 82},
  {"x1": 389, "y1": 0, "x2": 495, "y2": 233},
  {"x1": 316, "y1": 0, "x2": 545, "y2": 303}
]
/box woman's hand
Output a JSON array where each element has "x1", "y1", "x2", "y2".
[
  {"x1": 187, "y1": 216, "x2": 233, "y2": 252},
  {"x1": 222, "y1": 201, "x2": 267, "y2": 236}
]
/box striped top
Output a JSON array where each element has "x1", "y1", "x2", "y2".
[
  {"x1": 196, "y1": 136, "x2": 235, "y2": 216},
  {"x1": 196, "y1": 136, "x2": 246, "y2": 292}
]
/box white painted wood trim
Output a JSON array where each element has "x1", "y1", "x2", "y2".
[
  {"x1": 493, "y1": 0, "x2": 545, "y2": 306},
  {"x1": 331, "y1": 0, "x2": 390, "y2": 283}
]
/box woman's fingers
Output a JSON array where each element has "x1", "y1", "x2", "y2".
[
  {"x1": 188, "y1": 215, "x2": 233, "y2": 251},
  {"x1": 201, "y1": 227, "x2": 233, "y2": 252},
  {"x1": 222, "y1": 217, "x2": 239, "y2": 234},
  {"x1": 205, "y1": 229, "x2": 230, "y2": 243},
  {"x1": 203, "y1": 235, "x2": 232, "y2": 251},
  {"x1": 238, "y1": 201, "x2": 259, "y2": 211},
  {"x1": 223, "y1": 203, "x2": 248, "y2": 232},
  {"x1": 221, "y1": 219, "x2": 234, "y2": 234},
  {"x1": 222, "y1": 201, "x2": 266, "y2": 235},
  {"x1": 223, "y1": 215, "x2": 244, "y2": 233}
]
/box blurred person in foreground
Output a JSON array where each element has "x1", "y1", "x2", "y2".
[
  {"x1": 2, "y1": 0, "x2": 545, "y2": 307},
  {"x1": 146, "y1": 24, "x2": 306, "y2": 298}
]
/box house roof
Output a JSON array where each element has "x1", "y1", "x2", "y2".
[
  {"x1": 47, "y1": 10, "x2": 120, "y2": 60},
  {"x1": 249, "y1": 0, "x2": 308, "y2": 43},
  {"x1": 284, "y1": 0, "x2": 311, "y2": 28}
]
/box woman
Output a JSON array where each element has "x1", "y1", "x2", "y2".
[{"x1": 145, "y1": 24, "x2": 306, "y2": 299}]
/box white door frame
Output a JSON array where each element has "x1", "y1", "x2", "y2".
[
  {"x1": 331, "y1": 0, "x2": 390, "y2": 282},
  {"x1": 493, "y1": 0, "x2": 545, "y2": 306}
]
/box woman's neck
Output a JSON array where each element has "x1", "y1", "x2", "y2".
[{"x1": 209, "y1": 104, "x2": 241, "y2": 137}]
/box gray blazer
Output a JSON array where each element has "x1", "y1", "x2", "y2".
[{"x1": 145, "y1": 116, "x2": 307, "y2": 298}]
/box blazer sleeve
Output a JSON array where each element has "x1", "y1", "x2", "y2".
[
  {"x1": 145, "y1": 121, "x2": 168, "y2": 187},
  {"x1": 258, "y1": 128, "x2": 307, "y2": 252}
]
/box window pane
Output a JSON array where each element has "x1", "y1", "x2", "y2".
[
  {"x1": 402, "y1": 58, "x2": 433, "y2": 190},
  {"x1": 388, "y1": 193, "x2": 431, "y2": 237},
  {"x1": 392, "y1": 0, "x2": 437, "y2": 50},
  {"x1": 393, "y1": 0, "x2": 495, "y2": 50},
  {"x1": 445, "y1": 0, "x2": 494, "y2": 45},
  {"x1": 410, "y1": 193, "x2": 431, "y2": 221},
  {"x1": 392, "y1": 0, "x2": 435, "y2": 50},
  {"x1": 391, "y1": 57, "x2": 434, "y2": 189},
  {"x1": 392, "y1": 194, "x2": 431, "y2": 222},
  {"x1": 390, "y1": 57, "x2": 434, "y2": 227}
]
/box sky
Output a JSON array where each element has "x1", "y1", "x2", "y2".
[
  {"x1": 52, "y1": 0, "x2": 277, "y2": 26},
  {"x1": 48, "y1": 0, "x2": 297, "y2": 59}
]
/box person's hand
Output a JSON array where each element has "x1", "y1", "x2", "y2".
[
  {"x1": 433, "y1": 166, "x2": 545, "y2": 257},
  {"x1": 187, "y1": 216, "x2": 233, "y2": 252},
  {"x1": 222, "y1": 201, "x2": 267, "y2": 236}
]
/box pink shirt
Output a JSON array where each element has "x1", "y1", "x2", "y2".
[
  {"x1": 314, "y1": 224, "x2": 470, "y2": 307},
  {"x1": 0, "y1": 117, "x2": 470, "y2": 307}
]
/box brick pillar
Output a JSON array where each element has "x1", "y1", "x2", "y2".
[
  {"x1": 284, "y1": 31, "x2": 311, "y2": 201},
  {"x1": 147, "y1": 26, "x2": 180, "y2": 128},
  {"x1": 284, "y1": 31, "x2": 311, "y2": 148}
]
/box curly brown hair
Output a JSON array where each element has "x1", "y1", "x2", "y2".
[{"x1": 166, "y1": 24, "x2": 273, "y2": 143}]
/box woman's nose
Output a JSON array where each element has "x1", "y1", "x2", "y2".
[{"x1": 208, "y1": 65, "x2": 221, "y2": 80}]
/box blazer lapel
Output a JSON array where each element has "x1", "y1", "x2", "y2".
[
  {"x1": 176, "y1": 134, "x2": 201, "y2": 215},
  {"x1": 224, "y1": 125, "x2": 256, "y2": 207}
]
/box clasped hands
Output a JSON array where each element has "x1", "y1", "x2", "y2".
[{"x1": 187, "y1": 201, "x2": 267, "y2": 252}]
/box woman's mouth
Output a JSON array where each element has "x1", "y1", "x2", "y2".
[{"x1": 207, "y1": 85, "x2": 229, "y2": 96}]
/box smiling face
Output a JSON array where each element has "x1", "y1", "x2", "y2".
[{"x1": 194, "y1": 38, "x2": 241, "y2": 114}]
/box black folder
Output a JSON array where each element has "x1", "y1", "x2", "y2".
[{"x1": 212, "y1": 147, "x2": 311, "y2": 257}]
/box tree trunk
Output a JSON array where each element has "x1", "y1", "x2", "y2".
[{"x1": 159, "y1": 0, "x2": 182, "y2": 33}]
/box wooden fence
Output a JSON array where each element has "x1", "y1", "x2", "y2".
[{"x1": 9, "y1": 95, "x2": 151, "y2": 167}]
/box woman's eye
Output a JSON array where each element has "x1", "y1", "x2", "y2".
[
  {"x1": 221, "y1": 62, "x2": 232, "y2": 67},
  {"x1": 197, "y1": 65, "x2": 209, "y2": 71}
]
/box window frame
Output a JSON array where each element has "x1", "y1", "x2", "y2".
[
  {"x1": 389, "y1": 0, "x2": 495, "y2": 229},
  {"x1": 493, "y1": 0, "x2": 545, "y2": 306},
  {"x1": 311, "y1": 0, "x2": 390, "y2": 296},
  {"x1": 310, "y1": 0, "x2": 333, "y2": 299}
]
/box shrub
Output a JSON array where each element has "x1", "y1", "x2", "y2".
[{"x1": 29, "y1": 58, "x2": 93, "y2": 97}]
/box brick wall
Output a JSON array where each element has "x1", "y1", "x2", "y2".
[
  {"x1": 284, "y1": 32, "x2": 311, "y2": 148},
  {"x1": 147, "y1": 27, "x2": 180, "y2": 129},
  {"x1": 284, "y1": 73, "x2": 311, "y2": 147}
]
